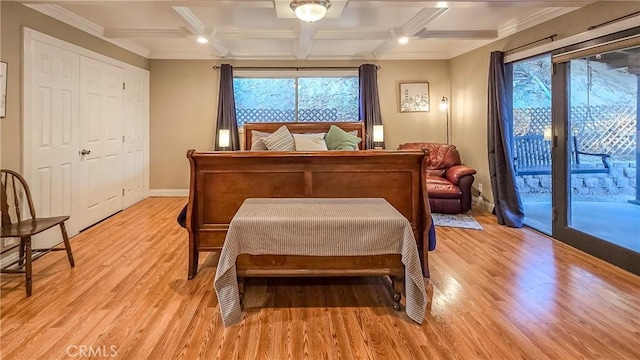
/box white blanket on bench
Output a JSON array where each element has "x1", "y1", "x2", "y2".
[{"x1": 214, "y1": 198, "x2": 427, "y2": 327}]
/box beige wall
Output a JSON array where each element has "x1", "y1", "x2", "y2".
[
  {"x1": 150, "y1": 59, "x2": 449, "y2": 189},
  {"x1": 4, "y1": 0, "x2": 638, "y2": 197},
  {"x1": 0, "y1": 1, "x2": 149, "y2": 173},
  {"x1": 450, "y1": 1, "x2": 640, "y2": 204}
]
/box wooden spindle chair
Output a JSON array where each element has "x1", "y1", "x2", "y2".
[{"x1": 1, "y1": 169, "x2": 75, "y2": 297}]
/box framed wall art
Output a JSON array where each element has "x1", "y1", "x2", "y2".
[
  {"x1": 0, "y1": 61, "x2": 7, "y2": 118},
  {"x1": 399, "y1": 82, "x2": 429, "y2": 112}
]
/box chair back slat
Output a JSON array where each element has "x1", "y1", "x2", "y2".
[
  {"x1": 1, "y1": 170, "x2": 38, "y2": 228},
  {"x1": 1, "y1": 172, "x2": 11, "y2": 227},
  {"x1": 12, "y1": 175, "x2": 22, "y2": 223}
]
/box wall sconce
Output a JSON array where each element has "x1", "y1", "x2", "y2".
[
  {"x1": 439, "y1": 96, "x2": 450, "y2": 144},
  {"x1": 543, "y1": 126, "x2": 552, "y2": 142},
  {"x1": 218, "y1": 129, "x2": 230, "y2": 150},
  {"x1": 373, "y1": 124, "x2": 384, "y2": 149}
]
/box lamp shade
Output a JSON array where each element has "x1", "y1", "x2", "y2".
[
  {"x1": 373, "y1": 125, "x2": 384, "y2": 143},
  {"x1": 218, "y1": 129, "x2": 230, "y2": 148},
  {"x1": 543, "y1": 126, "x2": 552, "y2": 141},
  {"x1": 290, "y1": 1, "x2": 331, "y2": 22},
  {"x1": 439, "y1": 96, "x2": 449, "y2": 112}
]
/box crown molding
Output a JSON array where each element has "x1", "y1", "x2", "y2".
[
  {"x1": 415, "y1": 30, "x2": 498, "y2": 39},
  {"x1": 148, "y1": 50, "x2": 452, "y2": 60},
  {"x1": 447, "y1": 7, "x2": 580, "y2": 59},
  {"x1": 446, "y1": 39, "x2": 495, "y2": 59},
  {"x1": 378, "y1": 51, "x2": 449, "y2": 60},
  {"x1": 498, "y1": 7, "x2": 579, "y2": 38},
  {"x1": 505, "y1": 16, "x2": 640, "y2": 63},
  {"x1": 26, "y1": 4, "x2": 151, "y2": 58}
]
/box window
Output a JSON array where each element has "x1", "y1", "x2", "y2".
[{"x1": 233, "y1": 73, "x2": 359, "y2": 126}]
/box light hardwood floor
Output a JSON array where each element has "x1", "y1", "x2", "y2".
[{"x1": 1, "y1": 198, "x2": 639, "y2": 359}]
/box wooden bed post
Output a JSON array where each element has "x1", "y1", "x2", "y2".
[{"x1": 186, "y1": 149, "x2": 198, "y2": 279}]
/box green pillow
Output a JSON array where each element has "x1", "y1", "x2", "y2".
[{"x1": 324, "y1": 125, "x2": 362, "y2": 150}]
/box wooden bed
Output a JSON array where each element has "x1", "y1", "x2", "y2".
[{"x1": 186, "y1": 122, "x2": 432, "y2": 282}]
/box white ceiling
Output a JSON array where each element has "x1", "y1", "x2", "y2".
[{"x1": 20, "y1": 0, "x2": 600, "y2": 60}]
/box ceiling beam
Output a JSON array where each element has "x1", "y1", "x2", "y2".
[
  {"x1": 314, "y1": 30, "x2": 392, "y2": 40},
  {"x1": 402, "y1": 8, "x2": 449, "y2": 37},
  {"x1": 209, "y1": 28, "x2": 230, "y2": 58},
  {"x1": 104, "y1": 29, "x2": 187, "y2": 38},
  {"x1": 294, "y1": 22, "x2": 317, "y2": 60},
  {"x1": 171, "y1": 6, "x2": 229, "y2": 58},
  {"x1": 218, "y1": 29, "x2": 297, "y2": 39},
  {"x1": 414, "y1": 30, "x2": 498, "y2": 39},
  {"x1": 171, "y1": 6, "x2": 206, "y2": 35},
  {"x1": 373, "y1": 7, "x2": 449, "y2": 58}
]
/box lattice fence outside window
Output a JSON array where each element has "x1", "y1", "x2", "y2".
[{"x1": 514, "y1": 105, "x2": 636, "y2": 158}]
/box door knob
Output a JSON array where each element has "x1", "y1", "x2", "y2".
[{"x1": 80, "y1": 149, "x2": 91, "y2": 155}]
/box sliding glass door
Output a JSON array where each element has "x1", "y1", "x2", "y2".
[
  {"x1": 510, "y1": 55, "x2": 553, "y2": 234},
  {"x1": 551, "y1": 31, "x2": 639, "y2": 274}
]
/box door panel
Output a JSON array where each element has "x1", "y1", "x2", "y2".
[
  {"x1": 122, "y1": 69, "x2": 148, "y2": 208},
  {"x1": 79, "y1": 56, "x2": 124, "y2": 227},
  {"x1": 551, "y1": 43, "x2": 640, "y2": 275},
  {"x1": 29, "y1": 40, "x2": 80, "y2": 245}
]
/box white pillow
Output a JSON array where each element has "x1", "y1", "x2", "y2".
[
  {"x1": 250, "y1": 130, "x2": 271, "y2": 150},
  {"x1": 262, "y1": 125, "x2": 295, "y2": 151},
  {"x1": 293, "y1": 133, "x2": 328, "y2": 151}
]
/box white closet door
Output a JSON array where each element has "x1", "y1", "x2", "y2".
[
  {"x1": 122, "y1": 68, "x2": 148, "y2": 209},
  {"x1": 78, "y1": 56, "x2": 124, "y2": 227},
  {"x1": 28, "y1": 40, "x2": 80, "y2": 244}
]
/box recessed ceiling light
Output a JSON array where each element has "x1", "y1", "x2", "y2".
[
  {"x1": 437, "y1": 1, "x2": 449, "y2": 8},
  {"x1": 398, "y1": 37, "x2": 409, "y2": 45},
  {"x1": 197, "y1": 36, "x2": 209, "y2": 44}
]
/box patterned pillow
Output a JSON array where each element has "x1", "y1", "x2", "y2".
[{"x1": 262, "y1": 125, "x2": 295, "y2": 151}]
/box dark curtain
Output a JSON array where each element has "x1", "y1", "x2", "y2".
[
  {"x1": 359, "y1": 64, "x2": 384, "y2": 149},
  {"x1": 214, "y1": 64, "x2": 240, "y2": 151},
  {"x1": 487, "y1": 51, "x2": 524, "y2": 227}
]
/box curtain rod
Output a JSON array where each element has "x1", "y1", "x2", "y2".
[
  {"x1": 588, "y1": 11, "x2": 640, "y2": 30},
  {"x1": 212, "y1": 65, "x2": 381, "y2": 70},
  {"x1": 505, "y1": 34, "x2": 557, "y2": 54}
]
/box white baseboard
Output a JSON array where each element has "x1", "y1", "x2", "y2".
[
  {"x1": 473, "y1": 196, "x2": 494, "y2": 213},
  {"x1": 0, "y1": 250, "x2": 19, "y2": 269},
  {"x1": 149, "y1": 189, "x2": 189, "y2": 197}
]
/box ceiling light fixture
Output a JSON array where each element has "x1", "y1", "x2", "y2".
[
  {"x1": 290, "y1": 0, "x2": 332, "y2": 23},
  {"x1": 196, "y1": 36, "x2": 209, "y2": 44},
  {"x1": 398, "y1": 36, "x2": 409, "y2": 45}
]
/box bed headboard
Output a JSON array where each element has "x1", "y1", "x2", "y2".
[{"x1": 243, "y1": 122, "x2": 366, "y2": 150}]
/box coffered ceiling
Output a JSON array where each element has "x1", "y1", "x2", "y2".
[{"x1": 20, "y1": 0, "x2": 601, "y2": 60}]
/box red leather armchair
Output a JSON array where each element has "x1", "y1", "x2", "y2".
[{"x1": 398, "y1": 143, "x2": 477, "y2": 214}]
